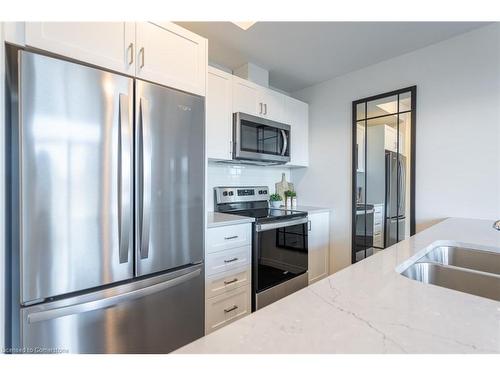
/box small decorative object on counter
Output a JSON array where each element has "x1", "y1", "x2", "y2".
[
  {"x1": 284, "y1": 190, "x2": 297, "y2": 209},
  {"x1": 269, "y1": 193, "x2": 283, "y2": 209},
  {"x1": 275, "y1": 173, "x2": 294, "y2": 202}
]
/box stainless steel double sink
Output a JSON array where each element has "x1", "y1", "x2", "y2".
[{"x1": 400, "y1": 245, "x2": 500, "y2": 302}]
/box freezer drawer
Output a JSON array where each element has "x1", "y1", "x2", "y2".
[{"x1": 20, "y1": 265, "x2": 204, "y2": 354}]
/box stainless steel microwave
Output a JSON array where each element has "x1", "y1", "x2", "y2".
[{"x1": 232, "y1": 112, "x2": 291, "y2": 164}]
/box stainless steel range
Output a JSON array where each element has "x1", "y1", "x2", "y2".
[{"x1": 214, "y1": 186, "x2": 309, "y2": 311}]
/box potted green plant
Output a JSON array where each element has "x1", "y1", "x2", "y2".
[{"x1": 269, "y1": 193, "x2": 283, "y2": 209}]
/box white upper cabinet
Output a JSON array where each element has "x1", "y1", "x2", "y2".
[
  {"x1": 285, "y1": 96, "x2": 309, "y2": 167},
  {"x1": 135, "y1": 22, "x2": 207, "y2": 96},
  {"x1": 23, "y1": 22, "x2": 207, "y2": 96},
  {"x1": 25, "y1": 22, "x2": 136, "y2": 75},
  {"x1": 232, "y1": 76, "x2": 259, "y2": 115},
  {"x1": 258, "y1": 88, "x2": 285, "y2": 122},
  {"x1": 207, "y1": 67, "x2": 233, "y2": 161}
]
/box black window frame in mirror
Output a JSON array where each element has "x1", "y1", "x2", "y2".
[{"x1": 351, "y1": 86, "x2": 417, "y2": 264}]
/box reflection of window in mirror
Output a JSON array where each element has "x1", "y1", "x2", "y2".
[{"x1": 351, "y1": 87, "x2": 416, "y2": 264}]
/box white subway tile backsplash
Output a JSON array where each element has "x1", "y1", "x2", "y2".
[{"x1": 206, "y1": 162, "x2": 291, "y2": 212}]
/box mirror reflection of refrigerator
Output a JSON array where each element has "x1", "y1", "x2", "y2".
[{"x1": 385, "y1": 151, "x2": 406, "y2": 247}]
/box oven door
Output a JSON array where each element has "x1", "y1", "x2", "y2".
[
  {"x1": 233, "y1": 112, "x2": 290, "y2": 163},
  {"x1": 254, "y1": 217, "x2": 308, "y2": 297}
]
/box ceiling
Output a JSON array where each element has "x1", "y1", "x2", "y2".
[{"x1": 176, "y1": 22, "x2": 489, "y2": 92}]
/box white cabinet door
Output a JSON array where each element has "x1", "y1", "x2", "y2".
[
  {"x1": 308, "y1": 211, "x2": 330, "y2": 284},
  {"x1": 207, "y1": 67, "x2": 233, "y2": 160},
  {"x1": 259, "y1": 88, "x2": 285, "y2": 122},
  {"x1": 135, "y1": 22, "x2": 207, "y2": 96},
  {"x1": 285, "y1": 96, "x2": 309, "y2": 167},
  {"x1": 25, "y1": 22, "x2": 135, "y2": 75},
  {"x1": 232, "y1": 76, "x2": 259, "y2": 115}
]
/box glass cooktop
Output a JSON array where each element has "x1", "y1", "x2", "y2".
[{"x1": 229, "y1": 208, "x2": 307, "y2": 223}]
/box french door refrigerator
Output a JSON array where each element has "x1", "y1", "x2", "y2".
[
  {"x1": 385, "y1": 151, "x2": 406, "y2": 247},
  {"x1": 7, "y1": 49, "x2": 205, "y2": 353}
]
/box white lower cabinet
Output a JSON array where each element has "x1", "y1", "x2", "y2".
[
  {"x1": 205, "y1": 223, "x2": 252, "y2": 334},
  {"x1": 205, "y1": 284, "x2": 251, "y2": 334},
  {"x1": 205, "y1": 266, "x2": 251, "y2": 299},
  {"x1": 205, "y1": 246, "x2": 251, "y2": 276},
  {"x1": 308, "y1": 211, "x2": 331, "y2": 284}
]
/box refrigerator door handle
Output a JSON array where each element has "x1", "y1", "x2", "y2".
[
  {"x1": 26, "y1": 268, "x2": 202, "y2": 324},
  {"x1": 118, "y1": 94, "x2": 131, "y2": 264},
  {"x1": 398, "y1": 160, "x2": 404, "y2": 215},
  {"x1": 139, "y1": 97, "x2": 152, "y2": 260}
]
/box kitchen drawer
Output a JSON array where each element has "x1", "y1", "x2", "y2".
[
  {"x1": 374, "y1": 222, "x2": 383, "y2": 234},
  {"x1": 205, "y1": 266, "x2": 251, "y2": 299},
  {"x1": 207, "y1": 223, "x2": 252, "y2": 253},
  {"x1": 374, "y1": 205, "x2": 383, "y2": 214},
  {"x1": 206, "y1": 246, "x2": 251, "y2": 276},
  {"x1": 205, "y1": 284, "x2": 250, "y2": 334},
  {"x1": 373, "y1": 233, "x2": 383, "y2": 247}
]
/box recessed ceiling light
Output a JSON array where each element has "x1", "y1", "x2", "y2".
[{"x1": 232, "y1": 22, "x2": 257, "y2": 30}]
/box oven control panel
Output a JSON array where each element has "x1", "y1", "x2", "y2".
[{"x1": 215, "y1": 186, "x2": 269, "y2": 204}]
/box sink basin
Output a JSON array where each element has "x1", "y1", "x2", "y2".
[
  {"x1": 421, "y1": 246, "x2": 500, "y2": 276},
  {"x1": 402, "y1": 262, "x2": 500, "y2": 302},
  {"x1": 400, "y1": 244, "x2": 500, "y2": 302}
]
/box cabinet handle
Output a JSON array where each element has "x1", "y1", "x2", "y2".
[
  {"x1": 224, "y1": 235, "x2": 238, "y2": 240},
  {"x1": 224, "y1": 257, "x2": 239, "y2": 263},
  {"x1": 224, "y1": 278, "x2": 238, "y2": 285},
  {"x1": 224, "y1": 305, "x2": 238, "y2": 313},
  {"x1": 127, "y1": 43, "x2": 134, "y2": 65},
  {"x1": 259, "y1": 102, "x2": 263, "y2": 115},
  {"x1": 139, "y1": 47, "x2": 145, "y2": 68},
  {"x1": 308, "y1": 220, "x2": 312, "y2": 231},
  {"x1": 264, "y1": 103, "x2": 267, "y2": 115}
]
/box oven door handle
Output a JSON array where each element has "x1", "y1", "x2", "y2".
[{"x1": 256, "y1": 217, "x2": 308, "y2": 232}]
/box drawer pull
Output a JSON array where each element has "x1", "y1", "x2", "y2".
[
  {"x1": 224, "y1": 278, "x2": 238, "y2": 285},
  {"x1": 224, "y1": 305, "x2": 238, "y2": 313},
  {"x1": 224, "y1": 257, "x2": 239, "y2": 263},
  {"x1": 224, "y1": 235, "x2": 239, "y2": 240}
]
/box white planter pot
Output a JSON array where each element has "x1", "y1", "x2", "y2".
[{"x1": 270, "y1": 201, "x2": 282, "y2": 209}]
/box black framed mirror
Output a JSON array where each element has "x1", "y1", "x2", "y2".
[{"x1": 351, "y1": 86, "x2": 416, "y2": 263}]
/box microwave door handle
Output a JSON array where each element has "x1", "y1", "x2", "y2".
[{"x1": 280, "y1": 129, "x2": 288, "y2": 156}]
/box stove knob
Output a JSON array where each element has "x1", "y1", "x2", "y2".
[
  {"x1": 263, "y1": 190, "x2": 268, "y2": 194},
  {"x1": 258, "y1": 190, "x2": 263, "y2": 194},
  {"x1": 229, "y1": 191, "x2": 234, "y2": 196},
  {"x1": 223, "y1": 191, "x2": 228, "y2": 196}
]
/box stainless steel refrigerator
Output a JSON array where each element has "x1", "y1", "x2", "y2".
[
  {"x1": 385, "y1": 151, "x2": 406, "y2": 247},
  {"x1": 6, "y1": 49, "x2": 205, "y2": 353}
]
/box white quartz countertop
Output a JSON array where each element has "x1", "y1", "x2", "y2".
[
  {"x1": 207, "y1": 212, "x2": 255, "y2": 228},
  {"x1": 178, "y1": 218, "x2": 500, "y2": 353},
  {"x1": 292, "y1": 205, "x2": 331, "y2": 214}
]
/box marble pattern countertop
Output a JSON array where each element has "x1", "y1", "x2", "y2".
[
  {"x1": 178, "y1": 218, "x2": 500, "y2": 353},
  {"x1": 207, "y1": 212, "x2": 255, "y2": 228},
  {"x1": 292, "y1": 205, "x2": 331, "y2": 214}
]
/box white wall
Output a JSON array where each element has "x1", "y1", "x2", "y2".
[
  {"x1": 292, "y1": 23, "x2": 500, "y2": 272},
  {"x1": 206, "y1": 162, "x2": 291, "y2": 212}
]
